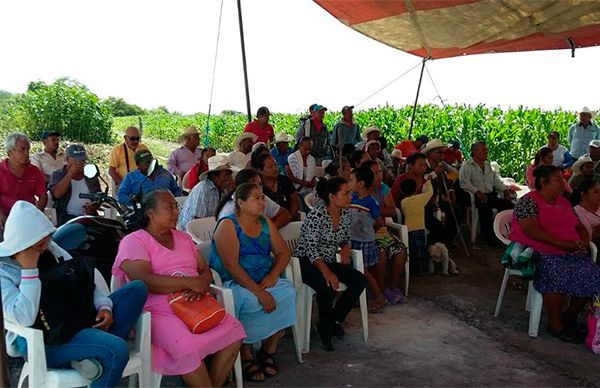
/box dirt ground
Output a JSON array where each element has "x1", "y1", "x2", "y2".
[{"x1": 8, "y1": 239, "x2": 600, "y2": 387}]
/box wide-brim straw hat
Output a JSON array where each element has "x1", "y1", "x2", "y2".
[
  {"x1": 579, "y1": 107, "x2": 597, "y2": 119},
  {"x1": 199, "y1": 154, "x2": 236, "y2": 180},
  {"x1": 178, "y1": 126, "x2": 200, "y2": 142},
  {"x1": 234, "y1": 132, "x2": 258, "y2": 150},
  {"x1": 362, "y1": 126, "x2": 381, "y2": 140},
  {"x1": 274, "y1": 132, "x2": 294, "y2": 143},
  {"x1": 572, "y1": 156, "x2": 593, "y2": 175},
  {"x1": 0, "y1": 201, "x2": 56, "y2": 257},
  {"x1": 421, "y1": 139, "x2": 446, "y2": 154},
  {"x1": 363, "y1": 139, "x2": 380, "y2": 151},
  {"x1": 391, "y1": 149, "x2": 404, "y2": 159}
]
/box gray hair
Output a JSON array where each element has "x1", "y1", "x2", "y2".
[
  {"x1": 470, "y1": 141, "x2": 487, "y2": 157},
  {"x1": 5, "y1": 132, "x2": 29, "y2": 152}
]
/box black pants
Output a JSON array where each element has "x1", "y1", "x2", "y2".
[
  {"x1": 475, "y1": 192, "x2": 514, "y2": 242},
  {"x1": 425, "y1": 209, "x2": 444, "y2": 245},
  {"x1": 299, "y1": 257, "x2": 366, "y2": 324}
]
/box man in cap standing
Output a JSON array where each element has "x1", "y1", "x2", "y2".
[
  {"x1": 31, "y1": 130, "x2": 66, "y2": 182},
  {"x1": 167, "y1": 126, "x2": 202, "y2": 181},
  {"x1": 568, "y1": 107, "x2": 599, "y2": 159},
  {"x1": 295, "y1": 104, "x2": 331, "y2": 165},
  {"x1": 108, "y1": 126, "x2": 148, "y2": 187},
  {"x1": 332, "y1": 105, "x2": 361, "y2": 151},
  {"x1": 229, "y1": 132, "x2": 258, "y2": 169},
  {"x1": 49, "y1": 144, "x2": 101, "y2": 226},
  {"x1": 394, "y1": 135, "x2": 429, "y2": 158},
  {"x1": 244, "y1": 106, "x2": 275, "y2": 144},
  {"x1": 118, "y1": 150, "x2": 181, "y2": 205}
]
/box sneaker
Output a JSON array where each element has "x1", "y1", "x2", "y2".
[{"x1": 70, "y1": 359, "x2": 103, "y2": 381}]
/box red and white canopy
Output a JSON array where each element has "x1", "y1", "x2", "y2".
[{"x1": 314, "y1": 0, "x2": 600, "y2": 59}]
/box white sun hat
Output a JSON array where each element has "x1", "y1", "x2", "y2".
[
  {"x1": 0, "y1": 201, "x2": 56, "y2": 257},
  {"x1": 579, "y1": 107, "x2": 597, "y2": 119},
  {"x1": 421, "y1": 139, "x2": 446, "y2": 155},
  {"x1": 572, "y1": 156, "x2": 593, "y2": 175},
  {"x1": 234, "y1": 132, "x2": 258, "y2": 150},
  {"x1": 199, "y1": 154, "x2": 237, "y2": 180},
  {"x1": 362, "y1": 126, "x2": 381, "y2": 140}
]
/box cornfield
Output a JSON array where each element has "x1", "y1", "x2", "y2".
[{"x1": 112, "y1": 104, "x2": 577, "y2": 183}]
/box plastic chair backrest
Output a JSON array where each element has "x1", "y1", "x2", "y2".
[
  {"x1": 279, "y1": 221, "x2": 303, "y2": 251},
  {"x1": 304, "y1": 192, "x2": 315, "y2": 210},
  {"x1": 182, "y1": 170, "x2": 192, "y2": 192},
  {"x1": 175, "y1": 196, "x2": 187, "y2": 210},
  {"x1": 493, "y1": 210, "x2": 513, "y2": 245},
  {"x1": 186, "y1": 217, "x2": 218, "y2": 244}
]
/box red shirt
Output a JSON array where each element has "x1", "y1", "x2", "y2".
[
  {"x1": 187, "y1": 159, "x2": 209, "y2": 189},
  {"x1": 244, "y1": 120, "x2": 274, "y2": 144},
  {"x1": 0, "y1": 159, "x2": 46, "y2": 216},
  {"x1": 443, "y1": 148, "x2": 463, "y2": 165},
  {"x1": 394, "y1": 140, "x2": 418, "y2": 157}
]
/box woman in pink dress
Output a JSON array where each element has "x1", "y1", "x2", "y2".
[{"x1": 113, "y1": 190, "x2": 245, "y2": 386}]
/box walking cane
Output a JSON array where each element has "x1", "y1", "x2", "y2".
[{"x1": 441, "y1": 171, "x2": 470, "y2": 256}]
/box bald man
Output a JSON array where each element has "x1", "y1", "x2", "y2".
[{"x1": 108, "y1": 126, "x2": 149, "y2": 186}]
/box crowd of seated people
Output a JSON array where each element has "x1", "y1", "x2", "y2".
[{"x1": 2, "y1": 104, "x2": 600, "y2": 386}]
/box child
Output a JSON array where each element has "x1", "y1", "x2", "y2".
[
  {"x1": 400, "y1": 177, "x2": 433, "y2": 275},
  {"x1": 348, "y1": 167, "x2": 388, "y2": 313}
]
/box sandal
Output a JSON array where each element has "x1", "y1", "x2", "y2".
[
  {"x1": 368, "y1": 299, "x2": 388, "y2": 314},
  {"x1": 242, "y1": 358, "x2": 265, "y2": 382},
  {"x1": 258, "y1": 348, "x2": 278, "y2": 377}
]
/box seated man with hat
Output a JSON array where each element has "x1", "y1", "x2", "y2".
[
  {"x1": 229, "y1": 132, "x2": 258, "y2": 169},
  {"x1": 31, "y1": 130, "x2": 66, "y2": 183},
  {"x1": 167, "y1": 126, "x2": 202, "y2": 181},
  {"x1": 270, "y1": 133, "x2": 294, "y2": 175},
  {"x1": 244, "y1": 106, "x2": 274, "y2": 144},
  {"x1": 118, "y1": 150, "x2": 181, "y2": 206},
  {"x1": 568, "y1": 107, "x2": 599, "y2": 159},
  {"x1": 355, "y1": 126, "x2": 381, "y2": 151},
  {"x1": 178, "y1": 154, "x2": 235, "y2": 229},
  {"x1": 569, "y1": 156, "x2": 600, "y2": 191},
  {"x1": 394, "y1": 135, "x2": 429, "y2": 158},
  {"x1": 49, "y1": 144, "x2": 101, "y2": 226}
]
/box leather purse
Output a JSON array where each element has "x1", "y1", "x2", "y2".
[{"x1": 168, "y1": 291, "x2": 226, "y2": 334}]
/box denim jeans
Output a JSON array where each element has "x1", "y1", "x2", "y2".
[{"x1": 17, "y1": 280, "x2": 148, "y2": 387}]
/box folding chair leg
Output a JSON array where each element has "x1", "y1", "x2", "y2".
[
  {"x1": 128, "y1": 373, "x2": 138, "y2": 388},
  {"x1": 291, "y1": 324, "x2": 303, "y2": 363},
  {"x1": 494, "y1": 269, "x2": 511, "y2": 317},
  {"x1": 234, "y1": 353, "x2": 243, "y2": 388},
  {"x1": 525, "y1": 280, "x2": 533, "y2": 312},
  {"x1": 404, "y1": 260, "x2": 410, "y2": 296},
  {"x1": 359, "y1": 289, "x2": 369, "y2": 342},
  {"x1": 302, "y1": 287, "x2": 314, "y2": 353},
  {"x1": 528, "y1": 290, "x2": 543, "y2": 338}
]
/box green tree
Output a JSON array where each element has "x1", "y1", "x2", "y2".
[
  {"x1": 104, "y1": 96, "x2": 145, "y2": 117},
  {"x1": 14, "y1": 78, "x2": 113, "y2": 143}
]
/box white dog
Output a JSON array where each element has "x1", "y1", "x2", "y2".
[{"x1": 428, "y1": 242, "x2": 459, "y2": 276}]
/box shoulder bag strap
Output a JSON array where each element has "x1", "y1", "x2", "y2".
[{"x1": 123, "y1": 143, "x2": 131, "y2": 173}]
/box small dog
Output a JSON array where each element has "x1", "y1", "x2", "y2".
[{"x1": 428, "y1": 242, "x2": 459, "y2": 276}]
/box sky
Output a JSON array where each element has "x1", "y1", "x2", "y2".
[{"x1": 1, "y1": 0, "x2": 599, "y2": 115}]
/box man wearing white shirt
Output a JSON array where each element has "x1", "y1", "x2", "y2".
[
  {"x1": 31, "y1": 130, "x2": 66, "y2": 183},
  {"x1": 229, "y1": 132, "x2": 257, "y2": 169}
]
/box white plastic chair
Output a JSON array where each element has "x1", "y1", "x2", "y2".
[
  {"x1": 111, "y1": 274, "x2": 243, "y2": 388},
  {"x1": 384, "y1": 217, "x2": 411, "y2": 296},
  {"x1": 6, "y1": 276, "x2": 152, "y2": 388},
  {"x1": 186, "y1": 217, "x2": 218, "y2": 244},
  {"x1": 198, "y1": 241, "x2": 303, "y2": 363},
  {"x1": 314, "y1": 166, "x2": 325, "y2": 178},
  {"x1": 300, "y1": 249, "x2": 368, "y2": 353},
  {"x1": 467, "y1": 191, "x2": 479, "y2": 243},
  {"x1": 304, "y1": 192, "x2": 315, "y2": 210},
  {"x1": 492, "y1": 210, "x2": 598, "y2": 337},
  {"x1": 181, "y1": 170, "x2": 192, "y2": 193},
  {"x1": 174, "y1": 195, "x2": 187, "y2": 210},
  {"x1": 44, "y1": 191, "x2": 58, "y2": 226},
  {"x1": 107, "y1": 169, "x2": 118, "y2": 196}
]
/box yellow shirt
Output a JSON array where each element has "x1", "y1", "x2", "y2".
[
  {"x1": 401, "y1": 180, "x2": 433, "y2": 232},
  {"x1": 108, "y1": 143, "x2": 148, "y2": 179}
]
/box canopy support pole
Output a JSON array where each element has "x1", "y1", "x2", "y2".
[
  {"x1": 408, "y1": 57, "x2": 429, "y2": 139},
  {"x1": 237, "y1": 0, "x2": 252, "y2": 123}
]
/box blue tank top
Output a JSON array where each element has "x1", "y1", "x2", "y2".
[{"x1": 209, "y1": 214, "x2": 273, "y2": 283}]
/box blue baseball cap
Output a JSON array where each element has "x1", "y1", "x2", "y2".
[{"x1": 41, "y1": 130, "x2": 61, "y2": 140}]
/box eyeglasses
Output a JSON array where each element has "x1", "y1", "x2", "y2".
[{"x1": 126, "y1": 136, "x2": 141, "y2": 141}]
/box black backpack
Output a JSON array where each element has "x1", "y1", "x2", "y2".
[{"x1": 33, "y1": 252, "x2": 98, "y2": 345}]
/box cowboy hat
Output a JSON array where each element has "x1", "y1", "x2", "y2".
[
  {"x1": 274, "y1": 132, "x2": 294, "y2": 143},
  {"x1": 0, "y1": 201, "x2": 56, "y2": 257},
  {"x1": 178, "y1": 126, "x2": 200, "y2": 142},
  {"x1": 390, "y1": 149, "x2": 404, "y2": 159},
  {"x1": 421, "y1": 139, "x2": 446, "y2": 154},
  {"x1": 362, "y1": 126, "x2": 381, "y2": 140},
  {"x1": 234, "y1": 132, "x2": 258, "y2": 150},
  {"x1": 572, "y1": 156, "x2": 593, "y2": 175},
  {"x1": 363, "y1": 139, "x2": 381, "y2": 151},
  {"x1": 579, "y1": 107, "x2": 597, "y2": 119},
  {"x1": 199, "y1": 154, "x2": 236, "y2": 180},
  {"x1": 252, "y1": 142, "x2": 267, "y2": 153}
]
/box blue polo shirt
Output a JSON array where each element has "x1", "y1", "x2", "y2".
[
  {"x1": 117, "y1": 166, "x2": 182, "y2": 205},
  {"x1": 270, "y1": 147, "x2": 293, "y2": 175}
]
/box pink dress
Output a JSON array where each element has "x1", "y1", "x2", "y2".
[{"x1": 113, "y1": 229, "x2": 246, "y2": 375}]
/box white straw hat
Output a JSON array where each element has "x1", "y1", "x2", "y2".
[
  {"x1": 178, "y1": 126, "x2": 200, "y2": 142},
  {"x1": 572, "y1": 156, "x2": 593, "y2": 175},
  {"x1": 234, "y1": 132, "x2": 258, "y2": 150},
  {"x1": 0, "y1": 201, "x2": 56, "y2": 257},
  {"x1": 421, "y1": 139, "x2": 446, "y2": 154},
  {"x1": 362, "y1": 126, "x2": 381, "y2": 140},
  {"x1": 199, "y1": 154, "x2": 236, "y2": 180},
  {"x1": 579, "y1": 107, "x2": 597, "y2": 119},
  {"x1": 274, "y1": 132, "x2": 294, "y2": 143}
]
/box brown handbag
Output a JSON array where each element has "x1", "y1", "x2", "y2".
[{"x1": 168, "y1": 291, "x2": 226, "y2": 334}]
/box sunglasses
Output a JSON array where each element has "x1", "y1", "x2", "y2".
[{"x1": 126, "y1": 136, "x2": 141, "y2": 141}]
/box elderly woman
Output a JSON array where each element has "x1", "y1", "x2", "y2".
[
  {"x1": 509, "y1": 165, "x2": 600, "y2": 343},
  {"x1": 113, "y1": 190, "x2": 245, "y2": 387},
  {"x1": 294, "y1": 177, "x2": 367, "y2": 351},
  {"x1": 572, "y1": 179, "x2": 600, "y2": 246},
  {"x1": 253, "y1": 154, "x2": 300, "y2": 221},
  {"x1": 1, "y1": 201, "x2": 148, "y2": 387},
  {"x1": 210, "y1": 183, "x2": 296, "y2": 382}
]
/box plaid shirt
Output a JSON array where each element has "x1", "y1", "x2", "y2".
[{"x1": 178, "y1": 178, "x2": 220, "y2": 229}]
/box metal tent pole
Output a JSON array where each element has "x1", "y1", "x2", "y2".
[
  {"x1": 408, "y1": 57, "x2": 429, "y2": 139},
  {"x1": 236, "y1": 0, "x2": 252, "y2": 123}
]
